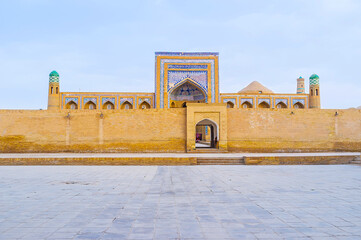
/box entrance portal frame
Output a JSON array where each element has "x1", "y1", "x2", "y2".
[{"x1": 186, "y1": 103, "x2": 228, "y2": 152}]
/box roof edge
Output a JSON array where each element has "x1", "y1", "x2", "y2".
[{"x1": 155, "y1": 52, "x2": 219, "y2": 56}]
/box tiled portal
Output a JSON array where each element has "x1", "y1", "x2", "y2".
[{"x1": 0, "y1": 165, "x2": 361, "y2": 239}]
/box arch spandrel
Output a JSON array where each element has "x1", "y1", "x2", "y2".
[{"x1": 168, "y1": 78, "x2": 207, "y2": 108}]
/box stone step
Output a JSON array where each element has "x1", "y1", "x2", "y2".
[
  {"x1": 197, "y1": 158, "x2": 245, "y2": 165},
  {"x1": 350, "y1": 156, "x2": 361, "y2": 164}
]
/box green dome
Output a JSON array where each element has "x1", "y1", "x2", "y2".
[
  {"x1": 49, "y1": 71, "x2": 59, "y2": 77},
  {"x1": 49, "y1": 70, "x2": 59, "y2": 83},
  {"x1": 309, "y1": 74, "x2": 319, "y2": 80}
]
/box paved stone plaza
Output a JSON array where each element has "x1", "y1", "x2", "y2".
[{"x1": 0, "y1": 165, "x2": 361, "y2": 240}]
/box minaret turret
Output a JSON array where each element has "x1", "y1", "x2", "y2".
[
  {"x1": 297, "y1": 76, "x2": 305, "y2": 94},
  {"x1": 47, "y1": 71, "x2": 60, "y2": 110},
  {"x1": 309, "y1": 74, "x2": 320, "y2": 109}
]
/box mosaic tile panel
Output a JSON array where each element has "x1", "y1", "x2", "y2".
[
  {"x1": 83, "y1": 98, "x2": 97, "y2": 105},
  {"x1": 310, "y1": 79, "x2": 319, "y2": 85},
  {"x1": 158, "y1": 59, "x2": 216, "y2": 108},
  {"x1": 241, "y1": 98, "x2": 253, "y2": 104},
  {"x1": 293, "y1": 99, "x2": 305, "y2": 105},
  {"x1": 167, "y1": 71, "x2": 208, "y2": 91},
  {"x1": 156, "y1": 52, "x2": 218, "y2": 56},
  {"x1": 49, "y1": 75, "x2": 59, "y2": 83},
  {"x1": 170, "y1": 82, "x2": 205, "y2": 101},
  {"x1": 168, "y1": 64, "x2": 208, "y2": 69},
  {"x1": 138, "y1": 98, "x2": 151, "y2": 105},
  {"x1": 275, "y1": 99, "x2": 288, "y2": 105},
  {"x1": 120, "y1": 98, "x2": 133, "y2": 105},
  {"x1": 102, "y1": 97, "x2": 115, "y2": 105},
  {"x1": 223, "y1": 98, "x2": 236, "y2": 104},
  {"x1": 65, "y1": 97, "x2": 78, "y2": 105},
  {"x1": 258, "y1": 98, "x2": 271, "y2": 105}
]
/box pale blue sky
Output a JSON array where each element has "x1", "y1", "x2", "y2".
[{"x1": 0, "y1": 0, "x2": 360, "y2": 109}]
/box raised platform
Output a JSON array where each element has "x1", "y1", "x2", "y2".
[{"x1": 0, "y1": 152, "x2": 359, "y2": 165}]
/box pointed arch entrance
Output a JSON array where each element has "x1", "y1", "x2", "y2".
[
  {"x1": 169, "y1": 79, "x2": 206, "y2": 108},
  {"x1": 195, "y1": 119, "x2": 218, "y2": 148}
]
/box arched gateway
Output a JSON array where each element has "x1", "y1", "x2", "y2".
[
  {"x1": 195, "y1": 119, "x2": 218, "y2": 148},
  {"x1": 186, "y1": 103, "x2": 228, "y2": 152}
]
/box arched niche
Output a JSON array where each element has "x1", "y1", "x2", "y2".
[
  {"x1": 276, "y1": 102, "x2": 287, "y2": 109},
  {"x1": 169, "y1": 79, "x2": 206, "y2": 108},
  {"x1": 226, "y1": 101, "x2": 234, "y2": 108},
  {"x1": 84, "y1": 101, "x2": 96, "y2": 110},
  {"x1": 293, "y1": 102, "x2": 305, "y2": 109},
  {"x1": 120, "y1": 101, "x2": 133, "y2": 109},
  {"x1": 139, "y1": 101, "x2": 151, "y2": 109},
  {"x1": 258, "y1": 101, "x2": 270, "y2": 108},
  {"x1": 241, "y1": 101, "x2": 252, "y2": 108},
  {"x1": 102, "y1": 101, "x2": 115, "y2": 110},
  {"x1": 65, "y1": 101, "x2": 78, "y2": 109}
]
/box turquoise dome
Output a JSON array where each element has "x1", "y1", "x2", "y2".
[
  {"x1": 309, "y1": 74, "x2": 319, "y2": 80},
  {"x1": 49, "y1": 70, "x2": 59, "y2": 83},
  {"x1": 309, "y1": 74, "x2": 319, "y2": 85},
  {"x1": 49, "y1": 71, "x2": 59, "y2": 77}
]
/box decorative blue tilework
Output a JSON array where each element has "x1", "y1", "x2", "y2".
[
  {"x1": 292, "y1": 99, "x2": 305, "y2": 105},
  {"x1": 120, "y1": 98, "x2": 133, "y2": 105},
  {"x1": 223, "y1": 98, "x2": 236, "y2": 104},
  {"x1": 102, "y1": 97, "x2": 115, "y2": 105},
  {"x1": 138, "y1": 98, "x2": 151, "y2": 105},
  {"x1": 167, "y1": 71, "x2": 208, "y2": 92},
  {"x1": 65, "y1": 97, "x2": 78, "y2": 105},
  {"x1": 258, "y1": 98, "x2": 271, "y2": 105},
  {"x1": 275, "y1": 99, "x2": 288, "y2": 105},
  {"x1": 170, "y1": 82, "x2": 206, "y2": 101},
  {"x1": 83, "y1": 98, "x2": 97, "y2": 105},
  {"x1": 156, "y1": 52, "x2": 218, "y2": 56},
  {"x1": 241, "y1": 98, "x2": 253, "y2": 105},
  {"x1": 168, "y1": 64, "x2": 208, "y2": 69},
  {"x1": 158, "y1": 59, "x2": 216, "y2": 108}
]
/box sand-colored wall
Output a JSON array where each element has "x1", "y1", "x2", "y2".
[
  {"x1": 0, "y1": 108, "x2": 360, "y2": 153},
  {"x1": 0, "y1": 109, "x2": 186, "y2": 153},
  {"x1": 227, "y1": 109, "x2": 361, "y2": 152}
]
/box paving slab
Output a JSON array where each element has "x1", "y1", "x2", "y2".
[{"x1": 0, "y1": 165, "x2": 360, "y2": 240}]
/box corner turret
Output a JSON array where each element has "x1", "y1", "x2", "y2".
[
  {"x1": 47, "y1": 71, "x2": 60, "y2": 110},
  {"x1": 309, "y1": 74, "x2": 320, "y2": 108}
]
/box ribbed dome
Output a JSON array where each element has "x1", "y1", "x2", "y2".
[{"x1": 238, "y1": 81, "x2": 273, "y2": 94}]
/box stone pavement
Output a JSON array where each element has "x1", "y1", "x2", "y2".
[{"x1": 0, "y1": 165, "x2": 361, "y2": 240}]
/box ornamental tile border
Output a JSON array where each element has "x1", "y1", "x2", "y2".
[
  {"x1": 101, "y1": 97, "x2": 115, "y2": 105},
  {"x1": 223, "y1": 98, "x2": 236, "y2": 104},
  {"x1": 258, "y1": 98, "x2": 270, "y2": 105},
  {"x1": 138, "y1": 98, "x2": 151, "y2": 105},
  {"x1": 275, "y1": 99, "x2": 288, "y2": 105},
  {"x1": 292, "y1": 99, "x2": 305, "y2": 105},
  {"x1": 241, "y1": 98, "x2": 253, "y2": 104},
  {"x1": 168, "y1": 64, "x2": 208, "y2": 69},
  {"x1": 159, "y1": 59, "x2": 215, "y2": 108},
  {"x1": 83, "y1": 97, "x2": 97, "y2": 105},
  {"x1": 65, "y1": 97, "x2": 78, "y2": 105}
]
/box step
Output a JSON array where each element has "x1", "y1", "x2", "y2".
[{"x1": 197, "y1": 158, "x2": 245, "y2": 165}]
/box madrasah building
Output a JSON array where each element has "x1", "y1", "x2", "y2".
[
  {"x1": 47, "y1": 52, "x2": 321, "y2": 111},
  {"x1": 3, "y1": 51, "x2": 360, "y2": 154}
]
